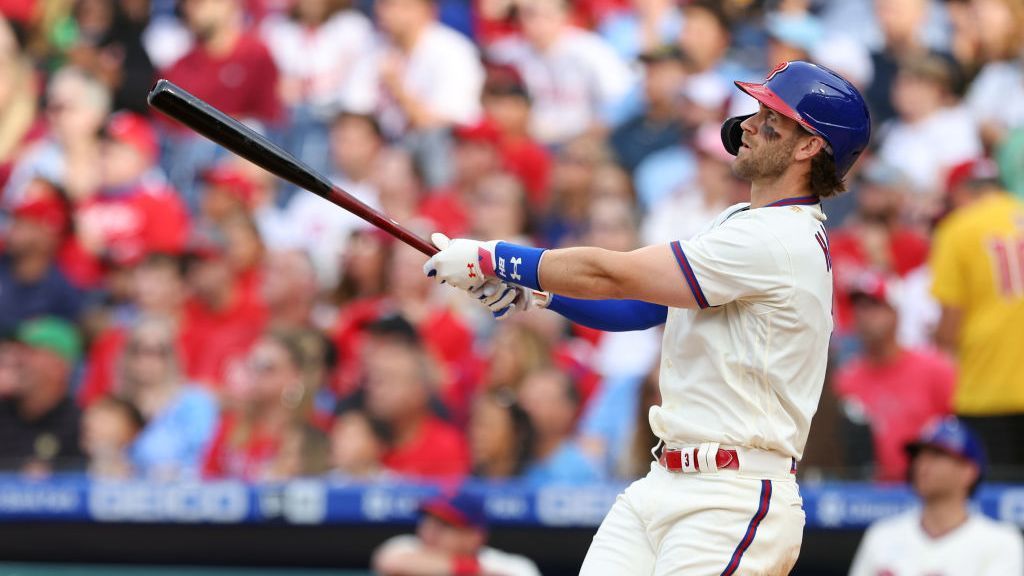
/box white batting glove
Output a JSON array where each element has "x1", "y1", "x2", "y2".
[
  {"x1": 468, "y1": 281, "x2": 549, "y2": 320},
  {"x1": 423, "y1": 233, "x2": 499, "y2": 291}
]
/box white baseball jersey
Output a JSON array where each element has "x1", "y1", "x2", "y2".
[
  {"x1": 376, "y1": 535, "x2": 541, "y2": 576},
  {"x1": 849, "y1": 509, "x2": 1024, "y2": 576},
  {"x1": 650, "y1": 197, "x2": 834, "y2": 459}
]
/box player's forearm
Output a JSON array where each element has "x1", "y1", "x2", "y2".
[{"x1": 538, "y1": 247, "x2": 637, "y2": 300}]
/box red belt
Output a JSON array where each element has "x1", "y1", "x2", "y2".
[{"x1": 658, "y1": 447, "x2": 739, "y2": 472}]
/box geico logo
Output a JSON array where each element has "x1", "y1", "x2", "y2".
[{"x1": 87, "y1": 482, "x2": 249, "y2": 522}]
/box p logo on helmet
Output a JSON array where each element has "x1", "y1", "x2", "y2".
[{"x1": 721, "y1": 60, "x2": 872, "y2": 179}]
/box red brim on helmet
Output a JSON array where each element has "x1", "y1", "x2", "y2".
[{"x1": 734, "y1": 81, "x2": 822, "y2": 137}]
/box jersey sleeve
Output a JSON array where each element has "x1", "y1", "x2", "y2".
[
  {"x1": 929, "y1": 220, "x2": 968, "y2": 307},
  {"x1": 672, "y1": 219, "x2": 790, "y2": 309}
]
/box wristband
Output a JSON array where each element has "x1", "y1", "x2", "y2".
[
  {"x1": 491, "y1": 242, "x2": 546, "y2": 291},
  {"x1": 452, "y1": 555, "x2": 481, "y2": 575}
]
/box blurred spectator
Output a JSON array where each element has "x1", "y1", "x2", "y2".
[
  {"x1": 877, "y1": 53, "x2": 982, "y2": 197},
  {"x1": 0, "y1": 15, "x2": 41, "y2": 188},
  {"x1": 65, "y1": 0, "x2": 156, "y2": 113},
  {"x1": 676, "y1": 0, "x2": 746, "y2": 103},
  {"x1": 372, "y1": 490, "x2": 541, "y2": 576},
  {"x1": 0, "y1": 194, "x2": 81, "y2": 336},
  {"x1": 80, "y1": 394, "x2": 143, "y2": 478},
  {"x1": 489, "y1": 0, "x2": 635, "y2": 145},
  {"x1": 266, "y1": 421, "x2": 332, "y2": 480},
  {"x1": 79, "y1": 253, "x2": 188, "y2": 406},
  {"x1": 198, "y1": 164, "x2": 256, "y2": 227},
  {"x1": 615, "y1": 362, "x2": 660, "y2": 479},
  {"x1": 865, "y1": 0, "x2": 940, "y2": 126},
  {"x1": 829, "y1": 161, "x2": 930, "y2": 336},
  {"x1": 161, "y1": 0, "x2": 282, "y2": 202},
  {"x1": 4, "y1": 67, "x2": 108, "y2": 206},
  {"x1": 609, "y1": 44, "x2": 687, "y2": 173},
  {"x1": 483, "y1": 322, "x2": 552, "y2": 393},
  {"x1": 850, "y1": 417, "x2": 1024, "y2": 575},
  {"x1": 834, "y1": 274, "x2": 955, "y2": 482},
  {"x1": 329, "y1": 406, "x2": 390, "y2": 479},
  {"x1": 0, "y1": 317, "x2": 83, "y2": 473},
  {"x1": 467, "y1": 172, "x2": 530, "y2": 243},
  {"x1": 642, "y1": 122, "x2": 745, "y2": 244},
  {"x1": 117, "y1": 316, "x2": 218, "y2": 480},
  {"x1": 332, "y1": 228, "x2": 390, "y2": 309},
  {"x1": 285, "y1": 112, "x2": 383, "y2": 289},
  {"x1": 260, "y1": 0, "x2": 374, "y2": 175},
  {"x1": 468, "y1": 389, "x2": 535, "y2": 480},
  {"x1": 419, "y1": 119, "x2": 504, "y2": 238},
  {"x1": 763, "y1": 8, "x2": 822, "y2": 68},
  {"x1": 962, "y1": 0, "x2": 1024, "y2": 148},
  {"x1": 480, "y1": 63, "x2": 551, "y2": 204},
  {"x1": 346, "y1": 0, "x2": 484, "y2": 188},
  {"x1": 0, "y1": 339, "x2": 20, "y2": 399},
  {"x1": 75, "y1": 111, "x2": 190, "y2": 285},
  {"x1": 598, "y1": 0, "x2": 682, "y2": 62},
  {"x1": 930, "y1": 158, "x2": 1024, "y2": 480},
  {"x1": 518, "y1": 368, "x2": 601, "y2": 485},
  {"x1": 371, "y1": 147, "x2": 423, "y2": 226},
  {"x1": 363, "y1": 333, "x2": 471, "y2": 478},
  {"x1": 220, "y1": 213, "x2": 265, "y2": 301},
  {"x1": 260, "y1": 248, "x2": 319, "y2": 330},
  {"x1": 539, "y1": 135, "x2": 614, "y2": 247},
  {"x1": 203, "y1": 331, "x2": 309, "y2": 480}
]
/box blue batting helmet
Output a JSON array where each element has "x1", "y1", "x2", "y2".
[
  {"x1": 905, "y1": 416, "x2": 986, "y2": 480},
  {"x1": 721, "y1": 61, "x2": 871, "y2": 178}
]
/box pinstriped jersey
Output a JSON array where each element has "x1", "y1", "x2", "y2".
[{"x1": 649, "y1": 197, "x2": 833, "y2": 459}]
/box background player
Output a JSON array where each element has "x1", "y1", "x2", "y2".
[
  {"x1": 425, "y1": 61, "x2": 871, "y2": 574},
  {"x1": 849, "y1": 416, "x2": 1024, "y2": 575}
]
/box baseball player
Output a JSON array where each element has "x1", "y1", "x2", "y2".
[
  {"x1": 849, "y1": 416, "x2": 1024, "y2": 576},
  {"x1": 424, "y1": 61, "x2": 871, "y2": 574}
]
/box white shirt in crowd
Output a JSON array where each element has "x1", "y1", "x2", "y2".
[
  {"x1": 260, "y1": 10, "x2": 375, "y2": 115},
  {"x1": 343, "y1": 23, "x2": 484, "y2": 136},
  {"x1": 376, "y1": 535, "x2": 541, "y2": 576},
  {"x1": 877, "y1": 106, "x2": 982, "y2": 194},
  {"x1": 283, "y1": 177, "x2": 379, "y2": 288},
  {"x1": 652, "y1": 201, "x2": 833, "y2": 459},
  {"x1": 488, "y1": 28, "x2": 636, "y2": 144},
  {"x1": 642, "y1": 187, "x2": 731, "y2": 247},
  {"x1": 849, "y1": 509, "x2": 1024, "y2": 576},
  {"x1": 965, "y1": 60, "x2": 1024, "y2": 132}
]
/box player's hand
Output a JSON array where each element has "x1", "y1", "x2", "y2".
[
  {"x1": 423, "y1": 233, "x2": 499, "y2": 290},
  {"x1": 468, "y1": 281, "x2": 547, "y2": 320}
]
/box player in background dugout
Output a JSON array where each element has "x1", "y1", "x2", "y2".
[
  {"x1": 849, "y1": 416, "x2": 1024, "y2": 575},
  {"x1": 930, "y1": 158, "x2": 1024, "y2": 481}
]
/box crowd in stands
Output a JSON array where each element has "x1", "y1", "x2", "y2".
[{"x1": 1, "y1": 0, "x2": 1023, "y2": 487}]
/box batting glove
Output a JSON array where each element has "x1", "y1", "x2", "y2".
[
  {"x1": 423, "y1": 233, "x2": 499, "y2": 291},
  {"x1": 468, "y1": 281, "x2": 549, "y2": 320}
]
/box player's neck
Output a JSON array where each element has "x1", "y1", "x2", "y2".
[
  {"x1": 920, "y1": 498, "x2": 970, "y2": 540},
  {"x1": 748, "y1": 176, "x2": 814, "y2": 209}
]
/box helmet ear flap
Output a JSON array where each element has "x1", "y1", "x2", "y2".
[{"x1": 721, "y1": 114, "x2": 754, "y2": 156}]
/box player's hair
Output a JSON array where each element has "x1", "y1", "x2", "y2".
[{"x1": 809, "y1": 148, "x2": 846, "y2": 199}]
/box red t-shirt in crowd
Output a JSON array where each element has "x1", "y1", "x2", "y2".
[
  {"x1": 162, "y1": 33, "x2": 282, "y2": 126},
  {"x1": 382, "y1": 417, "x2": 470, "y2": 478},
  {"x1": 418, "y1": 190, "x2": 469, "y2": 239},
  {"x1": 500, "y1": 137, "x2": 551, "y2": 206},
  {"x1": 181, "y1": 291, "x2": 267, "y2": 389},
  {"x1": 73, "y1": 181, "x2": 190, "y2": 280},
  {"x1": 829, "y1": 226, "x2": 929, "y2": 331},
  {"x1": 202, "y1": 411, "x2": 280, "y2": 480},
  {"x1": 835, "y1": 348, "x2": 955, "y2": 482}
]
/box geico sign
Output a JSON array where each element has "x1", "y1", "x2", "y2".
[
  {"x1": 88, "y1": 481, "x2": 249, "y2": 523},
  {"x1": 535, "y1": 486, "x2": 617, "y2": 527}
]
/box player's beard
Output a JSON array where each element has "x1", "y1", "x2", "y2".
[{"x1": 731, "y1": 135, "x2": 797, "y2": 181}]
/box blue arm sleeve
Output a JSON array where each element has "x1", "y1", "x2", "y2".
[{"x1": 546, "y1": 294, "x2": 667, "y2": 332}]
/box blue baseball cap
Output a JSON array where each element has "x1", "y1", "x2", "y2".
[
  {"x1": 905, "y1": 416, "x2": 986, "y2": 474},
  {"x1": 420, "y1": 491, "x2": 487, "y2": 530}
]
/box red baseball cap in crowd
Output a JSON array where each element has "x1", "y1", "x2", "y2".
[
  {"x1": 12, "y1": 195, "x2": 68, "y2": 234},
  {"x1": 104, "y1": 111, "x2": 160, "y2": 162},
  {"x1": 945, "y1": 157, "x2": 1001, "y2": 196},
  {"x1": 453, "y1": 118, "x2": 502, "y2": 146},
  {"x1": 420, "y1": 491, "x2": 487, "y2": 531},
  {"x1": 201, "y1": 164, "x2": 256, "y2": 205},
  {"x1": 848, "y1": 271, "x2": 898, "y2": 309}
]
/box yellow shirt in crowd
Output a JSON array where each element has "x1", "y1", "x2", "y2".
[{"x1": 930, "y1": 193, "x2": 1024, "y2": 415}]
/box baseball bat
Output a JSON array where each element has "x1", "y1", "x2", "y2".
[{"x1": 146, "y1": 79, "x2": 437, "y2": 256}]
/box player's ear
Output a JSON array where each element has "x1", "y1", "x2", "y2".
[{"x1": 793, "y1": 134, "x2": 826, "y2": 163}]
